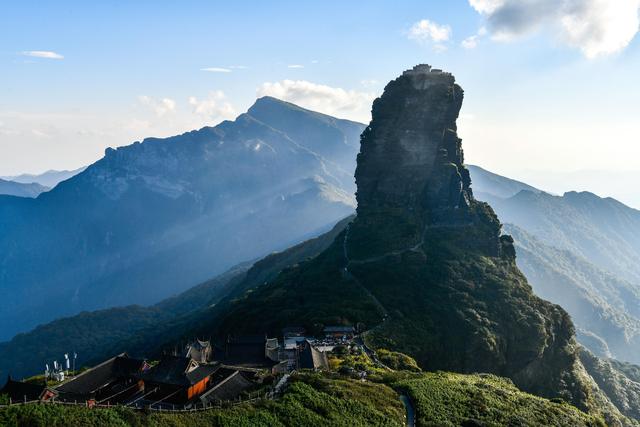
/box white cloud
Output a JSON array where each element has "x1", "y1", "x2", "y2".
[
  {"x1": 200, "y1": 67, "x2": 232, "y2": 73},
  {"x1": 469, "y1": 0, "x2": 504, "y2": 14},
  {"x1": 287, "y1": 64, "x2": 304, "y2": 68},
  {"x1": 21, "y1": 51, "x2": 64, "y2": 59},
  {"x1": 408, "y1": 19, "x2": 452, "y2": 45},
  {"x1": 138, "y1": 96, "x2": 177, "y2": 117},
  {"x1": 462, "y1": 35, "x2": 479, "y2": 49},
  {"x1": 188, "y1": 91, "x2": 236, "y2": 121},
  {"x1": 469, "y1": 0, "x2": 640, "y2": 58},
  {"x1": 257, "y1": 80, "x2": 375, "y2": 122}
]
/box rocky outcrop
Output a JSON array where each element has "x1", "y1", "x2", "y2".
[
  {"x1": 349, "y1": 65, "x2": 506, "y2": 259},
  {"x1": 206, "y1": 65, "x2": 601, "y2": 414}
]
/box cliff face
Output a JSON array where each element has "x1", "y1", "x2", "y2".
[
  {"x1": 346, "y1": 65, "x2": 587, "y2": 406},
  {"x1": 350, "y1": 65, "x2": 503, "y2": 259},
  {"x1": 207, "y1": 65, "x2": 593, "y2": 411}
]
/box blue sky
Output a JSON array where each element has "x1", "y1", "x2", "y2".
[{"x1": 2, "y1": 1, "x2": 640, "y2": 206}]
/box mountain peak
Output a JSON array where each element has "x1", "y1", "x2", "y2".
[
  {"x1": 350, "y1": 64, "x2": 502, "y2": 258},
  {"x1": 249, "y1": 96, "x2": 314, "y2": 118},
  {"x1": 210, "y1": 66, "x2": 591, "y2": 412}
]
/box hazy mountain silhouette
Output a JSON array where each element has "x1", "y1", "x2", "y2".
[
  {"x1": 2, "y1": 167, "x2": 86, "y2": 189},
  {"x1": 0, "y1": 178, "x2": 49, "y2": 198},
  {"x1": 470, "y1": 165, "x2": 640, "y2": 365},
  {"x1": 0, "y1": 97, "x2": 363, "y2": 340}
]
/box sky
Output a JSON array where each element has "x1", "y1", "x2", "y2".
[{"x1": 1, "y1": 0, "x2": 640, "y2": 207}]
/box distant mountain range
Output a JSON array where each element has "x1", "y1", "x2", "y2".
[
  {"x1": 0, "y1": 178, "x2": 49, "y2": 198},
  {"x1": 0, "y1": 96, "x2": 363, "y2": 340},
  {"x1": 1, "y1": 167, "x2": 86, "y2": 189},
  {"x1": 470, "y1": 165, "x2": 640, "y2": 365}
]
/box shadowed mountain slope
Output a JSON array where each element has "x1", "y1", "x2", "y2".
[
  {"x1": 0, "y1": 216, "x2": 352, "y2": 380},
  {"x1": 0, "y1": 98, "x2": 364, "y2": 340}
]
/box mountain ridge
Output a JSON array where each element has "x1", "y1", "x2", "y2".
[
  {"x1": 0, "y1": 97, "x2": 364, "y2": 340},
  {"x1": 0, "y1": 178, "x2": 49, "y2": 198}
]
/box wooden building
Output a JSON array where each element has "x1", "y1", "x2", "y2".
[
  {"x1": 49, "y1": 353, "x2": 149, "y2": 404},
  {"x1": 140, "y1": 356, "x2": 218, "y2": 404},
  {"x1": 0, "y1": 377, "x2": 46, "y2": 403},
  {"x1": 222, "y1": 335, "x2": 285, "y2": 373}
]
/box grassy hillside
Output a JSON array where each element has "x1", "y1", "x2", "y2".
[
  {"x1": 1, "y1": 369, "x2": 612, "y2": 427},
  {"x1": 396, "y1": 372, "x2": 605, "y2": 427},
  {"x1": 0, "y1": 373, "x2": 404, "y2": 427}
]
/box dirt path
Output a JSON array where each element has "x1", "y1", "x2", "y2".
[{"x1": 399, "y1": 394, "x2": 416, "y2": 427}]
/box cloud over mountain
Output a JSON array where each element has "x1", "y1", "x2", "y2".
[{"x1": 257, "y1": 80, "x2": 374, "y2": 122}]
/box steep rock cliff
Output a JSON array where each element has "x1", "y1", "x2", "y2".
[{"x1": 203, "y1": 65, "x2": 597, "y2": 412}]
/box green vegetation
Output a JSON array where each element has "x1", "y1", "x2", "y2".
[
  {"x1": 579, "y1": 348, "x2": 640, "y2": 422},
  {"x1": 395, "y1": 372, "x2": 606, "y2": 427},
  {"x1": 0, "y1": 373, "x2": 404, "y2": 427},
  {"x1": 328, "y1": 345, "x2": 385, "y2": 377},
  {"x1": 376, "y1": 349, "x2": 421, "y2": 372},
  {"x1": 203, "y1": 234, "x2": 384, "y2": 338},
  {"x1": 1, "y1": 355, "x2": 616, "y2": 427}
]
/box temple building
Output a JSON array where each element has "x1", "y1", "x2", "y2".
[
  {"x1": 47, "y1": 353, "x2": 149, "y2": 404},
  {"x1": 139, "y1": 356, "x2": 218, "y2": 404}
]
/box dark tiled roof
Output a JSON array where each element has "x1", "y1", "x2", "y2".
[
  {"x1": 55, "y1": 354, "x2": 146, "y2": 395},
  {"x1": 199, "y1": 371, "x2": 253, "y2": 403},
  {"x1": 299, "y1": 341, "x2": 329, "y2": 370},
  {"x1": 142, "y1": 356, "x2": 217, "y2": 387},
  {"x1": 186, "y1": 365, "x2": 218, "y2": 385},
  {"x1": 227, "y1": 335, "x2": 267, "y2": 344},
  {"x1": 0, "y1": 378, "x2": 45, "y2": 401},
  {"x1": 223, "y1": 336, "x2": 268, "y2": 367}
]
